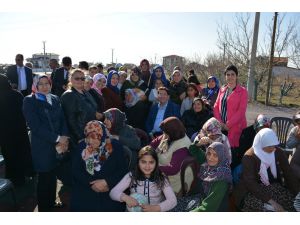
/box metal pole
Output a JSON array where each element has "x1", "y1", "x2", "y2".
[
  {"x1": 247, "y1": 12, "x2": 260, "y2": 102},
  {"x1": 265, "y1": 12, "x2": 278, "y2": 105},
  {"x1": 111, "y1": 48, "x2": 114, "y2": 64},
  {"x1": 43, "y1": 41, "x2": 46, "y2": 74}
]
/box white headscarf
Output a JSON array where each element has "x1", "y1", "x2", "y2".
[{"x1": 252, "y1": 128, "x2": 279, "y2": 186}]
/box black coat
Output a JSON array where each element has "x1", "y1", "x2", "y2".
[
  {"x1": 181, "y1": 109, "x2": 212, "y2": 138},
  {"x1": 51, "y1": 67, "x2": 69, "y2": 97},
  {"x1": 60, "y1": 88, "x2": 97, "y2": 143},
  {"x1": 124, "y1": 101, "x2": 149, "y2": 131},
  {"x1": 169, "y1": 80, "x2": 188, "y2": 105},
  {"x1": 71, "y1": 139, "x2": 127, "y2": 211},
  {"x1": 6, "y1": 65, "x2": 33, "y2": 96},
  {"x1": 0, "y1": 88, "x2": 34, "y2": 184}
]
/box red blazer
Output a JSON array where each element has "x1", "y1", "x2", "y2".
[{"x1": 213, "y1": 84, "x2": 248, "y2": 147}]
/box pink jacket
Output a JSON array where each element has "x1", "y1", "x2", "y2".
[{"x1": 213, "y1": 84, "x2": 248, "y2": 147}]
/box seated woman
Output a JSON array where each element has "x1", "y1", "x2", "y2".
[
  {"x1": 193, "y1": 117, "x2": 231, "y2": 164},
  {"x1": 233, "y1": 128, "x2": 300, "y2": 212},
  {"x1": 150, "y1": 117, "x2": 193, "y2": 196},
  {"x1": 124, "y1": 88, "x2": 149, "y2": 131},
  {"x1": 71, "y1": 120, "x2": 128, "y2": 212},
  {"x1": 181, "y1": 97, "x2": 212, "y2": 139},
  {"x1": 109, "y1": 145, "x2": 177, "y2": 212},
  {"x1": 102, "y1": 70, "x2": 123, "y2": 111},
  {"x1": 201, "y1": 75, "x2": 220, "y2": 107},
  {"x1": 168, "y1": 70, "x2": 188, "y2": 106},
  {"x1": 287, "y1": 111, "x2": 300, "y2": 181},
  {"x1": 184, "y1": 142, "x2": 232, "y2": 212}
]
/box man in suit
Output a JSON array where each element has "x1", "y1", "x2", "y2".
[
  {"x1": 6, "y1": 54, "x2": 33, "y2": 96},
  {"x1": 49, "y1": 58, "x2": 59, "y2": 82},
  {"x1": 51, "y1": 56, "x2": 72, "y2": 97},
  {"x1": 145, "y1": 87, "x2": 181, "y2": 138}
]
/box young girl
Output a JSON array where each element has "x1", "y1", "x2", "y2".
[
  {"x1": 109, "y1": 145, "x2": 177, "y2": 212},
  {"x1": 148, "y1": 78, "x2": 164, "y2": 105},
  {"x1": 180, "y1": 83, "x2": 199, "y2": 116}
]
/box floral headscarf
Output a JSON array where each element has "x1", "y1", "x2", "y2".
[
  {"x1": 103, "y1": 108, "x2": 127, "y2": 135},
  {"x1": 92, "y1": 73, "x2": 106, "y2": 95},
  {"x1": 82, "y1": 120, "x2": 113, "y2": 175},
  {"x1": 199, "y1": 142, "x2": 232, "y2": 195},
  {"x1": 199, "y1": 117, "x2": 222, "y2": 140},
  {"x1": 125, "y1": 89, "x2": 140, "y2": 108}
]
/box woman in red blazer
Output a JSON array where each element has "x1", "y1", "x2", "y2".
[{"x1": 213, "y1": 65, "x2": 248, "y2": 168}]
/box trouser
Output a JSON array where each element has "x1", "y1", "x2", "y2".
[{"x1": 37, "y1": 169, "x2": 57, "y2": 212}]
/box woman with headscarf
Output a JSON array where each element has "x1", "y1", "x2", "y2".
[
  {"x1": 103, "y1": 108, "x2": 141, "y2": 153},
  {"x1": 0, "y1": 74, "x2": 34, "y2": 186},
  {"x1": 193, "y1": 117, "x2": 231, "y2": 164},
  {"x1": 92, "y1": 73, "x2": 107, "y2": 96},
  {"x1": 71, "y1": 120, "x2": 128, "y2": 211},
  {"x1": 201, "y1": 75, "x2": 220, "y2": 107},
  {"x1": 101, "y1": 70, "x2": 123, "y2": 111},
  {"x1": 181, "y1": 97, "x2": 213, "y2": 139},
  {"x1": 84, "y1": 75, "x2": 105, "y2": 120},
  {"x1": 124, "y1": 89, "x2": 149, "y2": 131},
  {"x1": 120, "y1": 66, "x2": 147, "y2": 101},
  {"x1": 148, "y1": 65, "x2": 169, "y2": 89},
  {"x1": 183, "y1": 142, "x2": 232, "y2": 212},
  {"x1": 140, "y1": 59, "x2": 151, "y2": 86},
  {"x1": 233, "y1": 128, "x2": 300, "y2": 212},
  {"x1": 168, "y1": 70, "x2": 188, "y2": 106},
  {"x1": 213, "y1": 65, "x2": 248, "y2": 169},
  {"x1": 150, "y1": 117, "x2": 193, "y2": 195},
  {"x1": 23, "y1": 75, "x2": 69, "y2": 211}
]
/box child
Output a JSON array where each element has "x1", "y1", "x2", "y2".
[
  {"x1": 180, "y1": 83, "x2": 199, "y2": 116},
  {"x1": 109, "y1": 145, "x2": 177, "y2": 212},
  {"x1": 148, "y1": 78, "x2": 164, "y2": 105}
]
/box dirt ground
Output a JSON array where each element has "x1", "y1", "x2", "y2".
[{"x1": 246, "y1": 101, "x2": 300, "y2": 125}]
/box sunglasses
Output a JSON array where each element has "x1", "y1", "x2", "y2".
[{"x1": 73, "y1": 77, "x2": 85, "y2": 81}]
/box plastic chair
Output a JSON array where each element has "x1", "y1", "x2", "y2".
[
  {"x1": 270, "y1": 117, "x2": 294, "y2": 155},
  {"x1": 180, "y1": 155, "x2": 199, "y2": 197},
  {"x1": 0, "y1": 178, "x2": 17, "y2": 210}
]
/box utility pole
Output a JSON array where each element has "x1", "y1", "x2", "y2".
[
  {"x1": 111, "y1": 48, "x2": 114, "y2": 64},
  {"x1": 42, "y1": 41, "x2": 46, "y2": 74},
  {"x1": 247, "y1": 12, "x2": 260, "y2": 102},
  {"x1": 265, "y1": 12, "x2": 278, "y2": 106}
]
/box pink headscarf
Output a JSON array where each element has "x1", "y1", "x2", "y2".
[{"x1": 92, "y1": 73, "x2": 106, "y2": 95}]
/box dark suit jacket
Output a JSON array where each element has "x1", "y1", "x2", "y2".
[
  {"x1": 145, "y1": 100, "x2": 181, "y2": 133},
  {"x1": 52, "y1": 67, "x2": 69, "y2": 97},
  {"x1": 6, "y1": 65, "x2": 33, "y2": 96}
]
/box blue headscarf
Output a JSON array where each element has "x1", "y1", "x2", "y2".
[
  {"x1": 205, "y1": 75, "x2": 220, "y2": 100},
  {"x1": 150, "y1": 65, "x2": 169, "y2": 88},
  {"x1": 106, "y1": 70, "x2": 120, "y2": 94}
]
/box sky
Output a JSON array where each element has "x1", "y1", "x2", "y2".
[{"x1": 0, "y1": 1, "x2": 300, "y2": 67}]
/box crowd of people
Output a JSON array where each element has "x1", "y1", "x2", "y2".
[{"x1": 0, "y1": 53, "x2": 299, "y2": 212}]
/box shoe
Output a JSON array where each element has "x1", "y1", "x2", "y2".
[{"x1": 53, "y1": 201, "x2": 65, "y2": 209}]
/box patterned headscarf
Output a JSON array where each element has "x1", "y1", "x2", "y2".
[
  {"x1": 199, "y1": 142, "x2": 232, "y2": 195},
  {"x1": 125, "y1": 89, "x2": 140, "y2": 108},
  {"x1": 106, "y1": 70, "x2": 120, "y2": 94},
  {"x1": 103, "y1": 108, "x2": 127, "y2": 135},
  {"x1": 199, "y1": 117, "x2": 222, "y2": 140},
  {"x1": 82, "y1": 120, "x2": 112, "y2": 175},
  {"x1": 92, "y1": 73, "x2": 106, "y2": 95},
  {"x1": 253, "y1": 128, "x2": 279, "y2": 186}
]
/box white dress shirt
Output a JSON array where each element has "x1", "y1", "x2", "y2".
[{"x1": 17, "y1": 66, "x2": 27, "y2": 91}]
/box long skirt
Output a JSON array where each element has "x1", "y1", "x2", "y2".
[{"x1": 241, "y1": 182, "x2": 295, "y2": 212}]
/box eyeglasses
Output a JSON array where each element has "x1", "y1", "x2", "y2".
[
  {"x1": 73, "y1": 77, "x2": 85, "y2": 81},
  {"x1": 38, "y1": 83, "x2": 50, "y2": 86}
]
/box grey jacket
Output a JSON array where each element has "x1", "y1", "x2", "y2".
[{"x1": 287, "y1": 126, "x2": 300, "y2": 180}]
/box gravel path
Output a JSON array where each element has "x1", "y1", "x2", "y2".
[{"x1": 246, "y1": 101, "x2": 300, "y2": 125}]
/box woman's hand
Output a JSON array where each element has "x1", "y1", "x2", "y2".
[
  {"x1": 268, "y1": 199, "x2": 285, "y2": 212},
  {"x1": 179, "y1": 92, "x2": 186, "y2": 100},
  {"x1": 141, "y1": 204, "x2": 161, "y2": 212},
  {"x1": 121, "y1": 195, "x2": 139, "y2": 208},
  {"x1": 198, "y1": 137, "x2": 212, "y2": 146},
  {"x1": 90, "y1": 179, "x2": 109, "y2": 192},
  {"x1": 95, "y1": 112, "x2": 103, "y2": 120}
]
